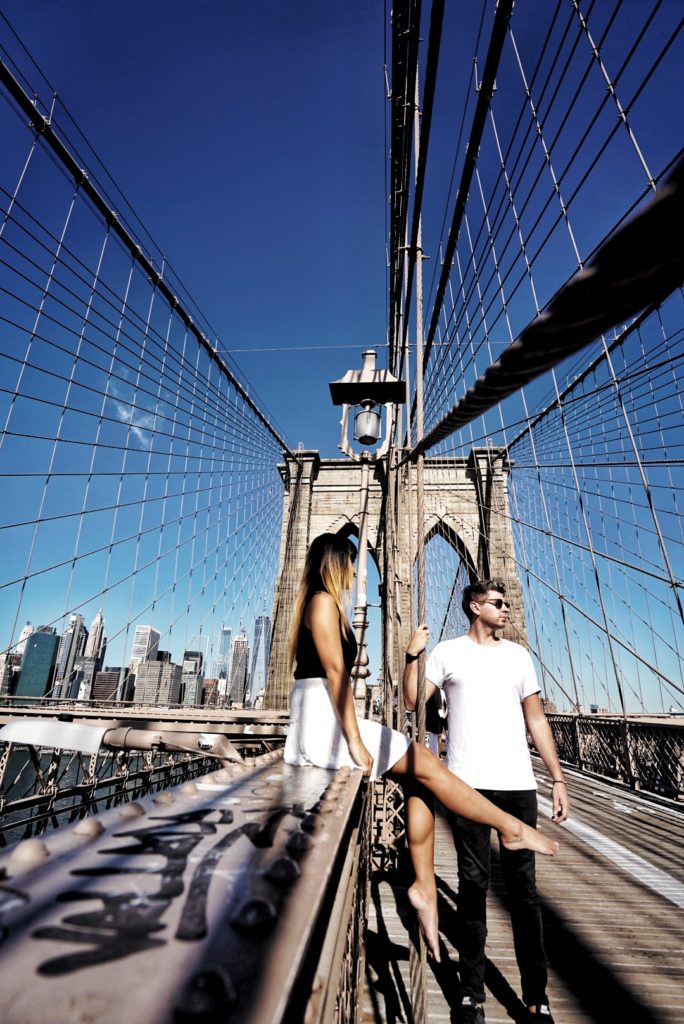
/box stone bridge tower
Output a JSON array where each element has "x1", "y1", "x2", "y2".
[{"x1": 264, "y1": 448, "x2": 526, "y2": 708}]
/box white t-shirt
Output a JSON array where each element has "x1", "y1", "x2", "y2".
[{"x1": 425, "y1": 635, "x2": 540, "y2": 790}]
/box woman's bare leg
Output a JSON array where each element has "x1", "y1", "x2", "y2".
[
  {"x1": 403, "y1": 778, "x2": 440, "y2": 961},
  {"x1": 390, "y1": 742, "x2": 559, "y2": 857}
]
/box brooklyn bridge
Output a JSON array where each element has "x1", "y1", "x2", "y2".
[{"x1": 0, "y1": 2, "x2": 682, "y2": 1022}]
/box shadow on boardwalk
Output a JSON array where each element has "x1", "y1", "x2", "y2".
[{"x1": 364, "y1": 779, "x2": 684, "y2": 1023}]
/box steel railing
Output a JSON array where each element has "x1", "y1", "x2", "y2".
[{"x1": 543, "y1": 714, "x2": 684, "y2": 800}]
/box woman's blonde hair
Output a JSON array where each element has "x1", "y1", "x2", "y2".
[{"x1": 288, "y1": 533, "x2": 356, "y2": 672}]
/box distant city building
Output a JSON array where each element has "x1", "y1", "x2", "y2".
[
  {"x1": 91, "y1": 667, "x2": 121, "y2": 702},
  {"x1": 202, "y1": 677, "x2": 218, "y2": 705},
  {"x1": 215, "y1": 625, "x2": 232, "y2": 680},
  {"x1": 249, "y1": 614, "x2": 271, "y2": 705},
  {"x1": 229, "y1": 632, "x2": 250, "y2": 704},
  {"x1": 120, "y1": 669, "x2": 136, "y2": 702},
  {"x1": 16, "y1": 627, "x2": 59, "y2": 698},
  {"x1": 16, "y1": 621, "x2": 35, "y2": 657},
  {"x1": 0, "y1": 652, "x2": 22, "y2": 696},
  {"x1": 55, "y1": 614, "x2": 87, "y2": 696},
  {"x1": 84, "y1": 610, "x2": 106, "y2": 669},
  {"x1": 130, "y1": 625, "x2": 161, "y2": 664},
  {"x1": 156, "y1": 650, "x2": 172, "y2": 663},
  {"x1": 181, "y1": 650, "x2": 204, "y2": 706},
  {"x1": 0, "y1": 656, "x2": 12, "y2": 697},
  {"x1": 134, "y1": 660, "x2": 182, "y2": 705},
  {"x1": 71, "y1": 656, "x2": 98, "y2": 700}
]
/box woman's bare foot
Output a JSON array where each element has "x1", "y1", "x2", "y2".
[
  {"x1": 500, "y1": 819, "x2": 559, "y2": 856},
  {"x1": 407, "y1": 883, "x2": 441, "y2": 961}
]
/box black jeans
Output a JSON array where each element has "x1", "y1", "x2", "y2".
[{"x1": 448, "y1": 789, "x2": 548, "y2": 1008}]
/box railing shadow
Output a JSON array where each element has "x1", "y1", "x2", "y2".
[
  {"x1": 434, "y1": 849, "x2": 667, "y2": 1024},
  {"x1": 368, "y1": 843, "x2": 670, "y2": 1024},
  {"x1": 366, "y1": 870, "x2": 413, "y2": 1024}
]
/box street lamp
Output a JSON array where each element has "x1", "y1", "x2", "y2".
[{"x1": 329, "y1": 351, "x2": 405, "y2": 706}]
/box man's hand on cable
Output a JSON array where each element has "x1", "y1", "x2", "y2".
[{"x1": 408, "y1": 624, "x2": 430, "y2": 656}]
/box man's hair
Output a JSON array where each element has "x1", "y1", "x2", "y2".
[{"x1": 462, "y1": 578, "x2": 507, "y2": 622}]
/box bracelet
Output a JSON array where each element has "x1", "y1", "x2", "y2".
[
  {"x1": 551, "y1": 779, "x2": 566, "y2": 785},
  {"x1": 405, "y1": 651, "x2": 420, "y2": 663}
]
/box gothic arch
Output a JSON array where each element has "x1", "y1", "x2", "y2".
[{"x1": 423, "y1": 517, "x2": 478, "y2": 582}]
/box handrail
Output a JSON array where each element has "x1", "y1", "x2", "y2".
[
  {"x1": 0, "y1": 755, "x2": 371, "y2": 1024},
  {"x1": 540, "y1": 713, "x2": 684, "y2": 801}
]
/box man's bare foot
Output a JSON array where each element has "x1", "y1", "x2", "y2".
[
  {"x1": 500, "y1": 819, "x2": 559, "y2": 856},
  {"x1": 407, "y1": 883, "x2": 441, "y2": 961}
]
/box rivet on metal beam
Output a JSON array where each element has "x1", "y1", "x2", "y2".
[
  {"x1": 263, "y1": 855, "x2": 301, "y2": 887},
  {"x1": 231, "y1": 897, "x2": 278, "y2": 935},
  {"x1": 73, "y1": 817, "x2": 105, "y2": 838},
  {"x1": 119, "y1": 802, "x2": 145, "y2": 818},
  {"x1": 286, "y1": 831, "x2": 313, "y2": 855},
  {"x1": 175, "y1": 964, "x2": 237, "y2": 1022},
  {"x1": 8, "y1": 838, "x2": 49, "y2": 871},
  {"x1": 154, "y1": 791, "x2": 175, "y2": 805}
]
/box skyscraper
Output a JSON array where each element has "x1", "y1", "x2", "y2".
[
  {"x1": 84, "y1": 610, "x2": 106, "y2": 668},
  {"x1": 92, "y1": 667, "x2": 122, "y2": 702},
  {"x1": 55, "y1": 614, "x2": 86, "y2": 696},
  {"x1": 71, "y1": 656, "x2": 98, "y2": 700},
  {"x1": 134, "y1": 660, "x2": 182, "y2": 705},
  {"x1": 215, "y1": 625, "x2": 232, "y2": 704},
  {"x1": 181, "y1": 650, "x2": 204, "y2": 706},
  {"x1": 16, "y1": 627, "x2": 59, "y2": 698},
  {"x1": 229, "y1": 632, "x2": 250, "y2": 705},
  {"x1": 16, "y1": 621, "x2": 34, "y2": 657},
  {"x1": 249, "y1": 614, "x2": 271, "y2": 705},
  {"x1": 0, "y1": 653, "x2": 22, "y2": 696},
  {"x1": 215, "y1": 625, "x2": 232, "y2": 679},
  {"x1": 130, "y1": 625, "x2": 161, "y2": 664}
]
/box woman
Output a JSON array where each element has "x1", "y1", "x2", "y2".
[{"x1": 284, "y1": 533, "x2": 558, "y2": 960}]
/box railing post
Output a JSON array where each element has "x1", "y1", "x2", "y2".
[
  {"x1": 622, "y1": 719, "x2": 640, "y2": 791},
  {"x1": 573, "y1": 715, "x2": 584, "y2": 771}
]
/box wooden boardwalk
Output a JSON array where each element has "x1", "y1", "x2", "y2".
[{"x1": 363, "y1": 763, "x2": 684, "y2": 1023}]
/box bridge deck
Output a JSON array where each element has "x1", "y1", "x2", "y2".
[{"x1": 363, "y1": 763, "x2": 684, "y2": 1023}]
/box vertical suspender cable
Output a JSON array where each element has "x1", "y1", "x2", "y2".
[{"x1": 409, "y1": 66, "x2": 428, "y2": 1024}]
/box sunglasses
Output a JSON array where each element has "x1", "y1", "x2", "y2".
[{"x1": 483, "y1": 598, "x2": 511, "y2": 610}]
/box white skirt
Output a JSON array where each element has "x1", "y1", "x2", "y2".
[{"x1": 284, "y1": 677, "x2": 412, "y2": 782}]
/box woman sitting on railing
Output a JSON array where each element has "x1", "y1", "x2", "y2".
[{"x1": 284, "y1": 533, "x2": 559, "y2": 961}]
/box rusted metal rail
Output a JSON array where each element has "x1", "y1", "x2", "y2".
[{"x1": 0, "y1": 754, "x2": 372, "y2": 1024}]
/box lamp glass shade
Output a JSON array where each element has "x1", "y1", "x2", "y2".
[{"x1": 354, "y1": 403, "x2": 381, "y2": 445}]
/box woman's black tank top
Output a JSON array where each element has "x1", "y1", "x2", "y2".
[{"x1": 294, "y1": 621, "x2": 358, "y2": 679}]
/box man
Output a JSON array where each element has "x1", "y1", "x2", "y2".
[{"x1": 404, "y1": 578, "x2": 568, "y2": 1024}]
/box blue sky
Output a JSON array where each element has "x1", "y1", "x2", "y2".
[
  {"x1": 1, "y1": 0, "x2": 389, "y2": 454},
  {"x1": 0, "y1": 2, "x2": 681, "y2": 709}
]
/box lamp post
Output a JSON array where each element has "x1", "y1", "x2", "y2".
[{"x1": 329, "y1": 351, "x2": 405, "y2": 709}]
